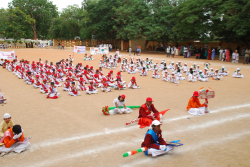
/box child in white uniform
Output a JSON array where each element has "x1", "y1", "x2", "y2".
[
  {"x1": 109, "y1": 95, "x2": 132, "y2": 115},
  {"x1": 232, "y1": 68, "x2": 244, "y2": 78}
]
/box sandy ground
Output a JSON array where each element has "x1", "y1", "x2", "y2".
[{"x1": 0, "y1": 48, "x2": 250, "y2": 167}]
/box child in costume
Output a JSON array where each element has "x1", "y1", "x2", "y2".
[
  {"x1": 219, "y1": 66, "x2": 229, "y2": 76},
  {"x1": 162, "y1": 71, "x2": 170, "y2": 82},
  {"x1": 198, "y1": 70, "x2": 208, "y2": 82},
  {"x1": 128, "y1": 77, "x2": 140, "y2": 89},
  {"x1": 114, "y1": 76, "x2": 126, "y2": 90},
  {"x1": 109, "y1": 95, "x2": 132, "y2": 115},
  {"x1": 140, "y1": 67, "x2": 148, "y2": 76},
  {"x1": 128, "y1": 64, "x2": 136, "y2": 74},
  {"x1": 232, "y1": 68, "x2": 244, "y2": 78},
  {"x1": 77, "y1": 77, "x2": 87, "y2": 91},
  {"x1": 40, "y1": 79, "x2": 49, "y2": 93},
  {"x1": 47, "y1": 82, "x2": 60, "y2": 99},
  {"x1": 187, "y1": 72, "x2": 197, "y2": 82},
  {"x1": 170, "y1": 72, "x2": 179, "y2": 84},
  {"x1": 63, "y1": 78, "x2": 71, "y2": 91},
  {"x1": 86, "y1": 81, "x2": 98, "y2": 94},
  {"x1": 213, "y1": 69, "x2": 223, "y2": 80},
  {"x1": 101, "y1": 78, "x2": 112, "y2": 92},
  {"x1": 69, "y1": 82, "x2": 81, "y2": 96},
  {"x1": 0, "y1": 113, "x2": 14, "y2": 139},
  {"x1": 152, "y1": 69, "x2": 160, "y2": 78},
  {"x1": 33, "y1": 75, "x2": 41, "y2": 88},
  {"x1": 187, "y1": 91, "x2": 206, "y2": 116},
  {"x1": 26, "y1": 72, "x2": 34, "y2": 85},
  {"x1": 0, "y1": 125, "x2": 30, "y2": 157},
  {"x1": 141, "y1": 120, "x2": 174, "y2": 157}
]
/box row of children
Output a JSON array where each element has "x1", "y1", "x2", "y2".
[{"x1": 2, "y1": 56, "x2": 140, "y2": 98}]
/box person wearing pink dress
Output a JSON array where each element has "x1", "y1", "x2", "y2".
[{"x1": 226, "y1": 48, "x2": 230, "y2": 62}]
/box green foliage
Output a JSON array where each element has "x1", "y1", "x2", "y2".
[
  {"x1": 170, "y1": 0, "x2": 250, "y2": 45},
  {"x1": 114, "y1": 0, "x2": 150, "y2": 40},
  {"x1": 3, "y1": 7, "x2": 35, "y2": 41},
  {"x1": 82, "y1": 0, "x2": 120, "y2": 40},
  {"x1": 50, "y1": 5, "x2": 85, "y2": 39},
  {"x1": 9, "y1": 0, "x2": 58, "y2": 39}
]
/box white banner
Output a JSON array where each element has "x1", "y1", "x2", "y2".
[
  {"x1": 90, "y1": 47, "x2": 109, "y2": 55},
  {"x1": 74, "y1": 46, "x2": 86, "y2": 54},
  {"x1": 0, "y1": 50, "x2": 15, "y2": 59}
]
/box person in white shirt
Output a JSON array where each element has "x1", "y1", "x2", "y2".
[
  {"x1": 109, "y1": 95, "x2": 132, "y2": 115},
  {"x1": 232, "y1": 50, "x2": 239, "y2": 63},
  {"x1": 166, "y1": 46, "x2": 170, "y2": 57},
  {"x1": 219, "y1": 48, "x2": 224, "y2": 61},
  {"x1": 232, "y1": 68, "x2": 244, "y2": 78}
]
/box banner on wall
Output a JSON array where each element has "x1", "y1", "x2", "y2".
[
  {"x1": 73, "y1": 46, "x2": 86, "y2": 53},
  {"x1": 0, "y1": 50, "x2": 15, "y2": 59},
  {"x1": 90, "y1": 47, "x2": 109, "y2": 55}
]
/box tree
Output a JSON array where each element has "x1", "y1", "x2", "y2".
[
  {"x1": 0, "y1": 8, "x2": 8, "y2": 37},
  {"x1": 50, "y1": 5, "x2": 84, "y2": 39},
  {"x1": 83, "y1": 0, "x2": 121, "y2": 41},
  {"x1": 9, "y1": 0, "x2": 58, "y2": 39},
  {"x1": 114, "y1": 0, "x2": 150, "y2": 40},
  {"x1": 170, "y1": 0, "x2": 250, "y2": 46},
  {"x1": 143, "y1": 0, "x2": 176, "y2": 42},
  {"x1": 3, "y1": 7, "x2": 35, "y2": 42}
]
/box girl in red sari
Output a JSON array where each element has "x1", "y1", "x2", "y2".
[
  {"x1": 207, "y1": 48, "x2": 212, "y2": 60},
  {"x1": 226, "y1": 48, "x2": 230, "y2": 62}
]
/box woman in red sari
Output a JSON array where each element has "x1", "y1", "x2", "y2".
[
  {"x1": 207, "y1": 48, "x2": 212, "y2": 60},
  {"x1": 226, "y1": 48, "x2": 230, "y2": 62}
]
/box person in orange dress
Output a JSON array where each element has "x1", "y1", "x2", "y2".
[
  {"x1": 0, "y1": 125, "x2": 30, "y2": 157},
  {"x1": 187, "y1": 91, "x2": 206, "y2": 116}
]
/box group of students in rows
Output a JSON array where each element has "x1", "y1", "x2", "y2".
[
  {"x1": 1, "y1": 55, "x2": 140, "y2": 98},
  {"x1": 115, "y1": 57, "x2": 244, "y2": 84}
]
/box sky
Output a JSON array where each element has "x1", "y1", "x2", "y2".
[{"x1": 0, "y1": 0, "x2": 83, "y2": 12}]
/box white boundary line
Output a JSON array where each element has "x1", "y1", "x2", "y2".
[
  {"x1": 31, "y1": 103, "x2": 250, "y2": 150},
  {"x1": 24, "y1": 112, "x2": 250, "y2": 167},
  {"x1": 121, "y1": 130, "x2": 250, "y2": 167}
]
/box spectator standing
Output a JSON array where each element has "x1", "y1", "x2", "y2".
[
  {"x1": 219, "y1": 48, "x2": 224, "y2": 61},
  {"x1": 208, "y1": 47, "x2": 212, "y2": 60},
  {"x1": 211, "y1": 48, "x2": 215, "y2": 60},
  {"x1": 243, "y1": 48, "x2": 249, "y2": 64},
  {"x1": 109, "y1": 44, "x2": 112, "y2": 52},
  {"x1": 58, "y1": 42, "x2": 60, "y2": 49},
  {"x1": 61, "y1": 43, "x2": 64, "y2": 49},
  {"x1": 166, "y1": 46, "x2": 170, "y2": 57},
  {"x1": 134, "y1": 45, "x2": 137, "y2": 55}
]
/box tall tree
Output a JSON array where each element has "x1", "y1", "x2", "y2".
[
  {"x1": 170, "y1": 0, "x2": 250, "y2": 46},
  {"x1": 83, "y1": 0, "x2": 121, "y2": 41},
  {"x1": 2, "y1": 7, "x2": 35, "y2": 41},
  {"x1": 50, "y1": 5, "x2": 84, "y2": 39},
  {"x1": 144, "y1": 0, "x2": 176, "y2": 42},
  {"x1": 9, "y1": 0, "x2": 58, "y2": 39},
  {"x1": 114, "y1": 0, "x2": 150, "y2": 40},
  {"x1": 0, "y1": 8, "x2": 8, "y2": 37}
]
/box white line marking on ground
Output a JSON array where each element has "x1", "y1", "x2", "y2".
[
  {"x1": 25, "y1": 112, "x2": 250, "y2": 167},
  {"x1": 121, "y1": 130, "x2": 250, "y2": 167},
  {"x1": 31, "y1": 103, "x2": 250, "y2": 151}
]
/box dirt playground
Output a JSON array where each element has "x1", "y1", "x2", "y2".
[{"x1": 0, "y1": 49, "x2": 250, "y2": 167}]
